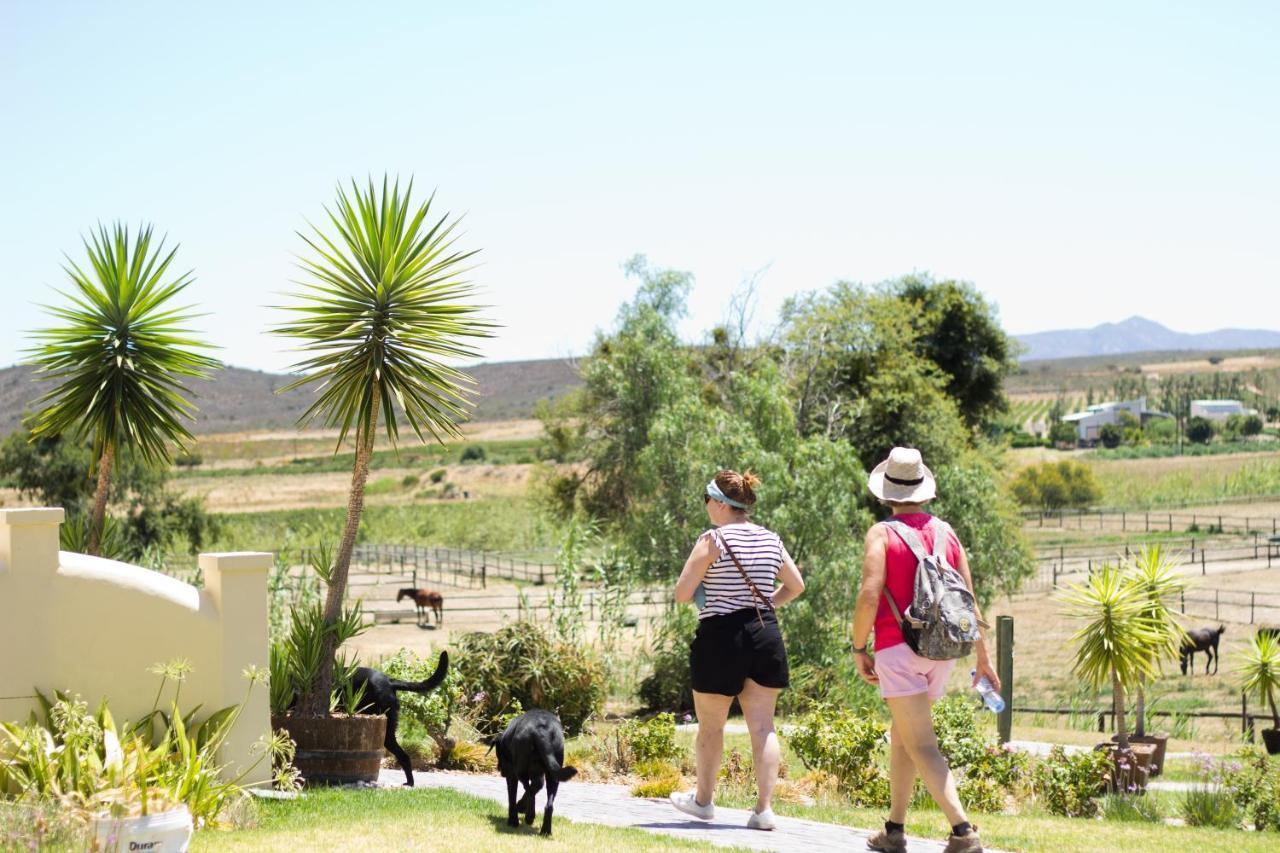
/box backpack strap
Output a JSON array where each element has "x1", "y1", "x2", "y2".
[
  {"x1": 928, "y1": 518, "x2": 952, "y2": 561},
  {"x1": 712, "y1": 529, "x2": 774, "y2": 627},
  {"x1": 882, "y1": 519, "x2": 929, "y2": 562}
]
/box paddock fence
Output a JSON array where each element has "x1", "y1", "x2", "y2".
[{"x1": 1025, "y1": 535, "x2": 1280, "y2": 593}]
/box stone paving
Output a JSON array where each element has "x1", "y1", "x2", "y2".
[{"x1": 381, "y1": 769, "x2": 964, "y2": 851}]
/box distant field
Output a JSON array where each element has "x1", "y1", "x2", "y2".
[{"x1": 1008, "y1": 346, "x2": 1280, "y2": 394}]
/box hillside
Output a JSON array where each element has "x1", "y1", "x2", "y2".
[
  {"x1": 1015, "y1": 316, "x2": 1280, "y2": 361},
  {"x1": 0, "y1": 358, "x2": 582, "y2": 436}
]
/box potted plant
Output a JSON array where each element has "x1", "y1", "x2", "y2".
[
  {"x1": 1125, "y1": 546, "x2": 1186, "y2": 776},
  {"x1": 1061, "y1": 564, "x2": 1162, "y2": 792},
  {"x1": 1238, "y1": 631, "x2": 1280, "y2": 755},
  {"x1": 270, "y1": 176, "x2": 491, "y2": 778}
]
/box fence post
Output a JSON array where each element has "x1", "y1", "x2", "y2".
[
  {"x1": 1251, "y1": 591, "x2": 1255, "y2": 625},
  {"x1": 997, "y1": 616, "x2": 1014, "y2": 745},
  {"x1": 1202, "y1": 550, "x2": 1206, "y2": 576},
  {"x1": 1146, "y1": 512, "x2": 1150, "y2": 532},
  {"x1": 1215, "y1": 588, "x2": 1219, "y2": 620},
  {"x1": 1122, "y1": 512, "x2": 1126, "y2": 532},
  {"x1": 1242, "y1": 693, "x2": 1249, "y2": 737},
  {"x1": 1180, "y1": 589, "x2": 1185, "y2": 614},
  {"x1": 1097, "y1": 712, "x2": 1105, "y2": 733},
  {"x1": 1168, "y1": 513, "x2": 1173, "y2": 532}
]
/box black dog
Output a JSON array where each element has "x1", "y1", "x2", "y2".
[
  {"x1": 495, "y1": 709, "x2": 577, "y2": 836},
  {"x1": 351, "y1": 650, "x2": 448, "y2": 786},
  {"x1": 1180, "y1": 625, "x2": 1226, "y2": 675}
]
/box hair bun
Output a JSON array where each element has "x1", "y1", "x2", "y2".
[{"x1": 741, "y1": 470, "x2": 761, "y2": 490}]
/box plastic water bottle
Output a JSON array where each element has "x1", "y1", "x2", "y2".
[{"x1": 971, "y1": 670, "x2": 1005, "y2": 713}]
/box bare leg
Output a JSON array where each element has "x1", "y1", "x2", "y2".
[
  {"x1": 693, "y1": 690, "x2": 733, "y2": 807},
  {"x1": 888, "y1": 720, "x2": 918, "y2": 824},
  {"x1": 737, "y1": 678, "x2": 781, "y2": 813},
  {"x1": 887, "y1": 694, "x2": 967, "y2": 827}
]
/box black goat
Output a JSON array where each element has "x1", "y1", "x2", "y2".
[{"x1": 1180, "y1": 625, "x2": 1226, "y2": 675}]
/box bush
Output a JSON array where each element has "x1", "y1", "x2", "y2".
[
  {"x1": 618, "y1": 713, "x2": 684, "y2": 765},
  {"x1": 1103, "y1": 792, "x2": 1165, "y2": 823},
  {"x1": 429, "y1": 468, "x2": 447, "y2": 483},
  {"x1": 630, "y1": 760, "x2": 683, "y2": 798},
  {"x1": 1032, "y1": 746, "x2": 1111, "y2": 817},
  {"x1": 1099, "y1": 422, "x2": 1123, "y2": 449},
  {"x1": 968, "y1": 744, "x2": 1031, "y2": 789},
  {"x1": 790, "y1": 706, "x2": 889, "y2": 807},
  {"x1": 933, "y1": 695, "x2": 986, "y2": 771},
  {"x1": 401, "y1": 473, "x2": 420, "y2": 488},
  {"x1": 1211, "y1": 747, "x2": 1280, "y2": 831},
  {"x1": 174, "y1": 451, "x2": 203, "y2": 468},
  {"x1": 1050, "y1": 421, "x2": 1079, "y2": 446},
  {"x1": 638, "y1": 608, "x2": 696, "y2": 712},
  {"x1": 958, "y1": 776, "x2": 1006, "y2": 813},
  {"x1": 1009, "y1": 460, "x2": 1102, "y2": 510},
  {"x1": 378, "y1": 648, "x2": 464, "y2": 765},
  {"x1": 1144, "y1": 417, "x2": 1176, "y2": 444},
  {"x1": 460, "y1": 445, "x2": 486, "y2": 463},
  {"x1": 1187, "y1": 416, "x2": 1215, "y2": 445},
  {"x1": 453, "y1": 621, "x2": 605, "y2": 736},
  {"x1": 1181, "y1": 787, "x2": 1239, "y2": 829}
]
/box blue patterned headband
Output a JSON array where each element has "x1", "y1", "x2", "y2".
[{"x1": 706, "y1": 478, "x2": 748, "y2": 509}]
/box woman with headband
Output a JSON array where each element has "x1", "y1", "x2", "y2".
[{"x1": 668, "y1": 469, "x2": 805, "y2": 831}]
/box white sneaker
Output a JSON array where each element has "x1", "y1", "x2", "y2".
[
  {"x1": 669, "y1": 791, "x2": 714, "y2": 820},
  {"x1": 747, "y1": 808, "x2": 775, "y2": 830}
]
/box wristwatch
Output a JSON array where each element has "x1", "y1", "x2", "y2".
[{"x1": 852, "y1": 645, "x2": 869, "y2": 655}]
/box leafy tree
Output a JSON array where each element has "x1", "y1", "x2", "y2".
[
  {"x1": 1050, "y1": 420, "x2": 1079, "y2": 446},
  {"x1": 25, "y1": 223, "x2": 219, "y2": 554},
  {"x1": 1009, "y1": 460, "x2": 1101, "y2": 511},
  {"x1": 893, "y1": 275, "x2": 1018, "y2": 428},
  {"x1": 1144, "y1": 417, "x2": 1176, "y2": 443},
  {"x1": 1186, "y1": 416, "x2": 1215, "y2": 445},
  {"x1": 274, "y1": 177, "x2": 492, "y2": 716},
  {"x1": 1099, "y1": 422, "x2": 1123, "y2": 449}
]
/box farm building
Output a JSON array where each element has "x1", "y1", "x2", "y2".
[
  {"x1": 1190, "y1": 399, "x2": 1253, "y2": 420},
  {"x1": 1060, "y1": 397, "x2": 1171, "y2": 444}
]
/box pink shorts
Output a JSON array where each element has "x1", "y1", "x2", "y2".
[{"x1": 874, "y1": 643, "x2": 956, "y2": 700}]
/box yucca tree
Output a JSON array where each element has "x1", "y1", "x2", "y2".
[
  {"x1": 26, "y1": 223, "x2": 219, "y2": 555},
  {"x1": 1126, "y1": 546, "x2": 1187, "y2": 738},
  {"x1": 1238, "y1": 631, "x2": 1280, "y2": 731},
  {"x1": 1061, "y1": 564, "x2": 1163, "y2": 749},
  {"x1": 276, "y1": 176, "x2": 492, "y2": 716}
]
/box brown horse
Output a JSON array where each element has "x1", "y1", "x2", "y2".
[{"x1": 397, "y1": 587, "x2": 444, "y2": 627}]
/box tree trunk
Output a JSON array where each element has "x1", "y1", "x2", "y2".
[
  {"x1": 297, "y1": 388, "x2": 381, "y2": 717},
  {"x1": 1134, "y1": 680, "x2": 1146, "y2": 738},
  {"x1": 1270, "y1": 690, "x2": 1279, "y2": 730},
  {"x1": 1113, "y1": 670, "x2": 1129, "y2": 749},
  {"x1": 87, "y1": 442, "x2": 115, "y2": 557}
]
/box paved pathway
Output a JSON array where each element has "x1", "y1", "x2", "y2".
[{"x1": 381, "y1": 769, "x2": 963, "y2": 852}]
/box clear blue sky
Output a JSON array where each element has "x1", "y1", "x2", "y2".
[{"x1": 2, "y1": 1, "x2": 1277, "y2": 372}]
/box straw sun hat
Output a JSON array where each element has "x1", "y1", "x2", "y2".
[{"x1": 867, "y1": 447, "x2": 937, "y2": 504}]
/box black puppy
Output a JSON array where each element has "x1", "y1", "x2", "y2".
[
  {"x1": 495, "y1": 709, "x2": 577, "y2": 836},
  {"x1": 351, "y1": 650, "x2": 448, "y2": 786}
]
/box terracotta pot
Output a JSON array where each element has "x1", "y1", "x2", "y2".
[
  {"x1": 1262, "y1": 727, "x2": 1280, "y2": 756},
  {"x1": 1128, "y1": 734, "x2": 1169, "y2": 777},
  {"x1": 1095, "y1": 742, "x2": 1153, "y2": 794},
  {"x1": 274, "y1": 713, "x2": 387, "y2": 785}
]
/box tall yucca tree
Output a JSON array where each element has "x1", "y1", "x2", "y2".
[
  {"x1": 26, "y1": 223, "x2": 219, "y2": 555},
  {"x1": 276, "y1": 176, "x2": 493, "y2": 716},
  {"x1": 1126, "y1": 546, "x2": 1187, "y2": 738},
  {"x1": 1238, "y1": 631, "x2": 1280, "y2": 731},
  {"x1": 1061, "y1": 564, "x2": 1164, "y2": 749}
]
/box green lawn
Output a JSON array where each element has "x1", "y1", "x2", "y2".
[{"x1": 193, "y1": 787, "x2": 722, "y2": 852}]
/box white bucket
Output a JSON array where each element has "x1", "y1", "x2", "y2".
[{"x1": 92, "y1": 805, "x2": 193, "y2": 853}]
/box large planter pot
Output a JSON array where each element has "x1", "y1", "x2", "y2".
[
  {"x1": 1262, "y1": 727, "x2": 1280, "y2": 755},
  {"x1": 1125, "y1": 734, "x2": 1169, "y2": 777},
  {"x1": 1095, "y1": 742, "x2": 1153, "y2": 794},
  {"x1": 93, "y1": 805, "x2": 192, "y2": 852},
  {"x1": 274, "y1": 713, "x2": 387, "y2": 785}
]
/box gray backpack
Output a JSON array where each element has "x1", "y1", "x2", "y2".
[{"x1": 882, "y1": 518, "x2": 982, "y2": 661}]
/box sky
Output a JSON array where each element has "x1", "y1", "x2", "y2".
[{"x1": 2, "y1": 1, "x2": 1277, "y2": 372}]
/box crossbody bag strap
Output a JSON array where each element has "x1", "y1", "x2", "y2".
[{"x1": 717, "y1": 533, "x2": 773, "y2": 627}]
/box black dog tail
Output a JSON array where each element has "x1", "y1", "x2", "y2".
[
  {"x1": 540, "y1": 747, "x2": 577, "y2": 782},
  {"x1": 387, "y1": 651, "x2": 449, "y2": 694}
]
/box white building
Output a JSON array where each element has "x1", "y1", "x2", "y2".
[
  {"x1": 1060, "y1": 397, "x2": 1169, "y2": 444},
  {"x1": 1190, "y1": 399, "x2": 1251, "y2": 421}
]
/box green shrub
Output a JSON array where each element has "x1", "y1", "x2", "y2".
[
  {"x1": 1144, "y1": 417, "x2": 1176, "y2": 443},
  {"x1": 174, "y1": 451, "x2": 203, "y2": 468},
  {"x1": 429, "y1": 468, "x2": 447, "y2": 483},
  {"x1": 958, "y1": 776, "x2": 1006, "y2": 813},
  {"x1": 401, "y1": 473, "x2": 420, "y2": 488},
  {"x1": 638, "y1": 608, "x2": 696, "y2": 712},
  {"x1": 453, "y1": 621, "x2": 605, "y2": 736},
  {"x1": 1099, "y1": 422, "x2": 1123, "y2": 449},
  {"x1": 378, "y1": 648, "x2": 464, "y2": 765},
  {"x1": 967, "y1": 744, "x2": 1031, "y2": 789},
  {"x1": 1031, "y1": 746, "x2": 1110, "y2": 817},
  {"x1": 1213, "y1": 747, "x2": 1280, "y2": 831},
  {"x1": 460, "y1": 445, "x2": 486, "y2": 463},
  {"x1": 1050, "y1": 420, "x2": 1079, "y2": 446},
  {"x1": 1009, "y1": 460, "x2": 1102, "y2": 510},
  {"x1": 1181, "y1": 787, "x2": 1239, "y2": 829},
  {"x1": 631, "y1": 760, "x2": 682, "y2": 798},
  {"x1": 790, "y1": 706, "x2": 890, "y2": 807},
  {"x1": 1186, "y1": 416, "x2": 1215, "y2": 445},
  {"x1": 1103, "y1": 792, "x2": 1165, "y2": 823},
  {"x1": 618, "y1": 713, "x2": 684, "y2": 765},
  {"x1": 932, "y1": 695, "x2": 986, "y2": 771}
]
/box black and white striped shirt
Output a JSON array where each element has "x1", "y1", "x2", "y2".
[{"x1": 698, "y1": 522, "x2": 786, "y2": 619}]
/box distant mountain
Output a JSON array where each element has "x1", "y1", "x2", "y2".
[
  {"x1": 1015, "y1": 316, "x2": 1280, "y2": 362},
  {"x1": 0, "y1": 358, "x2": 582, "y2": 436}
]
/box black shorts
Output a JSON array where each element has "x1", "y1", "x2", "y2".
[{"x1": 689, "y1": 608, "x2": 789, "y2": 696}]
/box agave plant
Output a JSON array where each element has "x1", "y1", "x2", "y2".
[
  {"x1": 1126, "y1": 546, "x2": 1187, "y2": 737},
  {"x1": 1061, "y1": 564, "x2": 1164, "y2": 749},
  {"x1": 275, "y1": 176, "x2": 492, "y2": 715},
  {"x1": 26, "y1": 223, "x2": 219, "y2": 555},
  {"x1": 1238, "y1": 631, "x2": 1280, "y2": 730}
]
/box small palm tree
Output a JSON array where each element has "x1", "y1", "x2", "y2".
[
  {"x1": 26, "y1": 223, "x2": 219, "y2": 555},
  {"x1": 1127, "y1": 546, "x2": 1187, "y2": 738},
  {"x1": 276, "y1": 176, "x2": 492, "y2": 716},
  {"x1": 1061, "y1": 564, "x2": 1163, "y2": 749},
  {"x1": 1238, "y1": 631, "x2": 1280, "y2": 732}
]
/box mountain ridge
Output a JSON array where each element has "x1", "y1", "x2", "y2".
[{"x1": 1015, "y1": 316, "x2": 1280, "y2": 361}]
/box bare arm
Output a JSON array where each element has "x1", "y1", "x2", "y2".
[
  {"x1": 674, "y1": 533, "x2": 718, "y2": 603},
  {"x1": 771, "y1": 545, "x2": 805, "y2": 607},
  {"x1": 954, "y1": 541, "x2": 1001, "y2": 691},
  {"x1": 850, "y1": 524, "x2": 887, "y2": 684}
]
